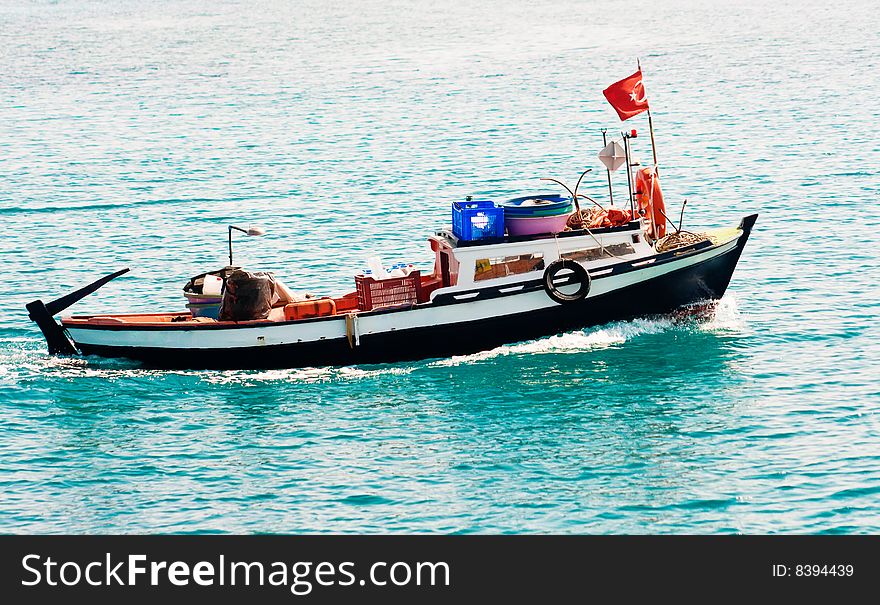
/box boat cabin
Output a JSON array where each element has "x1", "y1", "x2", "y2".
[{"x1": 427, "y1": 220, "x2": 647, "y2": 290}]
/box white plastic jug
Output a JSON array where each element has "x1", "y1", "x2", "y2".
[
  {"x1": 366, "y1": 256, "x2": 389, "y2": 280},
  {"x1": 203, "y1": 274, "x2": 223, "y2": 297}
]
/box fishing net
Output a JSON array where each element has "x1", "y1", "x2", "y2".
[{"x1": 566, "y1": 206, "x2": 632, "y2": 230}]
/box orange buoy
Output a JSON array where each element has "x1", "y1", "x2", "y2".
[{"x1": 635, "y1": 167, "x2": 667, "y2": 239}]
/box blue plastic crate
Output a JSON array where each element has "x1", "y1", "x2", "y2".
[{"x1": 452, "y1": 200, "x2": 505, "y2": 241}]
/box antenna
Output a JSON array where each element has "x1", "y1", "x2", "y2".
[{"x1": 601, "y1": 129, "x2": 614, "y2": 206}]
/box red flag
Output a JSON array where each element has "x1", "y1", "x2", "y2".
[{"x1": 603, "y1": 70, "x2": 649, "y2": 121}]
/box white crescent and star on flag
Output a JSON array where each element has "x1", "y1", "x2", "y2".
[{"x1": 629, "y1": 79, "x2": 647, "y2": 104}]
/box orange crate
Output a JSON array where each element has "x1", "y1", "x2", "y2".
[
  {"x1": 355, "y1": 271, "x2": 422, "y2": 311},
  {"x1": 283, "y1": 298, "x2": 337, "y2": 321}
]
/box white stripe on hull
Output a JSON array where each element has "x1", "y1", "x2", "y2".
[{"x1": 66, "y1": 237, "x2": 739, "y2": 350}]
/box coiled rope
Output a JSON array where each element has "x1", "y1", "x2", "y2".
[{"x1": 654, "y1": 230, "x2": 709, "y2": 253}]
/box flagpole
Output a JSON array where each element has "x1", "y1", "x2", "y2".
[
  {"x1": 647, "y1": 109, "x2": 659, "y2": 169},
  {"x1": 637, "y1": 58, "x2": 659, "y2": 170},
  {"x1": 638, "y1": 59, "x2": 662, "y2": 239}
]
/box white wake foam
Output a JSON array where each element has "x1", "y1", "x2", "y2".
[
  {"x1": 202, "y1": 364, "x2": 416, "y2": 385},
  {"x1": 430, "y1": 294, "x2": 747, "y2": 367},
  {"x1": 429, "y1": 317, "x2": 676, "y2": 367},
  {"x1": 697, "y1": 293, "x2": 747, "y2": 332}
]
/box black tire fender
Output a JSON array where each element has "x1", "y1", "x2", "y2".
[{"x1": 542, "y1": 259, "x2": 591, "y2": 304}]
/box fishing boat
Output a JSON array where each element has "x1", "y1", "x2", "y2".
[
  {"x1": 27, "y1": 207, "x2": 757, "y2": 370},
  {"x1": 26, "y1": 68, "x2": 757, "y2": 370}
]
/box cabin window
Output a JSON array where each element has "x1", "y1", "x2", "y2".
[
  {"x1": 561, "y1": 243, "x2": 635, "y2": 263},
  {"x1": 474, "y1": 253, "x2": 545, "y2": 281}
]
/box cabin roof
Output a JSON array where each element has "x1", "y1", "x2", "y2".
[{"x1": 434, "y1": 221, "x2": 641, "y2": 249}]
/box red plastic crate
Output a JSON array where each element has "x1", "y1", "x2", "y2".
[{"x1": 355, "y1": 271, "x2": 422, "y2": 311}]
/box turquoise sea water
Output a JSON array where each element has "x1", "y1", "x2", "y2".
[{"x1": 1, "y1": 0, "x2": 878, "y2": 533}]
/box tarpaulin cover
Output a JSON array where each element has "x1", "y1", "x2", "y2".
[{"x1": 219, "y1": 270, "x2": 276, "y2": 321}]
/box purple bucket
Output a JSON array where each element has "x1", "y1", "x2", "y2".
[{"x1": 505, "y1": 213, "x2": 572, "y2": 236}]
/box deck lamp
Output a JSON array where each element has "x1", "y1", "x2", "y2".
[{"x1": 228, "y1": 225, "x2": 266, "y2": 267}]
